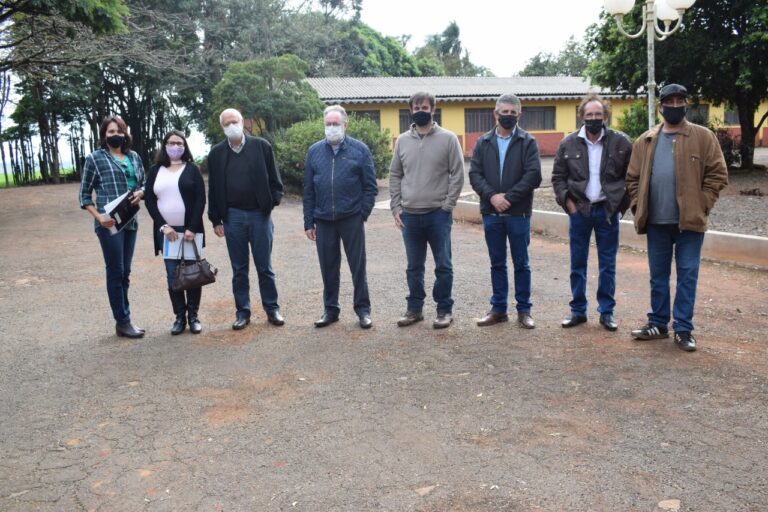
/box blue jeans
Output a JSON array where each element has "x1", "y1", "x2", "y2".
[
  {"x1": 96, "y1": 226, "x2": 137, "y2": 324},
  {"x1": 400, "y1": 209, "x2": 453, "y2": 314},
  {"x1": 482, "y1": 214, "x2": 532, "y2": 313},
  {"x1": 223, "y1": 208, "x2": 279, "y2": 315},
  {"x1": 646, "y1": 224, "x2": 705, "y2": 333},
  {"x1": 568, "y1": 205, "x2": 619, "y2": 316},
  {"x1": 315, "y1": 214, "x2": 370, "y2": 316}
]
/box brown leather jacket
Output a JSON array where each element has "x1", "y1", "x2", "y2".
[{"x1": 626, "y1": 120, "x2": 728, "y2": 234}]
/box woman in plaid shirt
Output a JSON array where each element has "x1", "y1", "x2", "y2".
[{"x1": 79, "y1": 115, "x2": 146, "y2": 338}]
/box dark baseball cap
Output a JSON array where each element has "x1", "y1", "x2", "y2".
[{"x1": 659, "y1": 84, "x2": 688, "y2": 102}]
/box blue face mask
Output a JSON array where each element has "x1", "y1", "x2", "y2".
[{"x1": 412, "y1": 110, "x2": 432, "y2": 127}]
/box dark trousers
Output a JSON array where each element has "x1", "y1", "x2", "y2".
[
  {"x1": 96, "y1": 226, "x2": 137, "y2": 324},
  {"x1": 315, "y1": 214, "x2": 370, "y2": 316},
  {"x1": 568, "y1": 204, "x2": 619, "y2": 316},
  {"x1": 400, "y1": 208, "x2": 454, "y2": 314},
  {"x1": 646, "y1": 224, "x2": 705, "y2": 333},
  {"x1": 223, "y1": 207, "x2": 279, "y2": 316},
  {"x1": 482, "y1": 214, "x2": 532, "y2": 314}
]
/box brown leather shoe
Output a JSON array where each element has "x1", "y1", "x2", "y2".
[
  {"x1": 476, "y1": 311, "x2": 509, "y2": 327},
  {"x1": 517, "y1": 312, "x2": 535, "y2": 329}
]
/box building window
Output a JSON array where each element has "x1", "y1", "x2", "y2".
[
  {"x1": 349, "y1": 110, "x2": 381, "y2": 128},
  {"x1": 685, "y1": 104, "x2": 709, "y2": 124},
  {"x1": 464, "y1": 108, "x2": 495, "y2": 133},
  {"x1": 724, "y1": 108, "x2": 739, "y2": 125},
  {"x1": 520, "y1": 106, "x2": 556, "y2": 131},
  {"x1": 399, "y1": 109, "x2": 442, "y2": 133}
]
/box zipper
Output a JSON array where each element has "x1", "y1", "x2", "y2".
[{"x1": 331, "y1": 156, "x2": 336, "y2": 220}]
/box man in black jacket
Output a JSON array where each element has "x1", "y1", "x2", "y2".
[
  {"x1": 469, "y1": 93, "x2": 542, "y2": 329},
  {"x1": 551, "y1": 94, "x2": 632, "y2": 332},
  {"x1": 207, "y1": 108, "x2": 285, "y2": 330}
]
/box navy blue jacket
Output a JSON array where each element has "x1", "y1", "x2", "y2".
[
  {"x1": 469, "y1": 127, "x2": 542, "y2": 216},
  {"x1": 303, "y1": 136, "x2": 378, "y2": 230}
]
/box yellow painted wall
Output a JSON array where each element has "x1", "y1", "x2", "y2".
[{"x1": 343, "y1": 98, "x2": 768, "y2": 149}]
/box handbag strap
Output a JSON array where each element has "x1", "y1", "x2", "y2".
[
  {"x1": 190, "y1": 238, "x2": 202, "y2": 262},
  {"x1": 177, "y1": 237, "x2": 185, "y2": 262}
]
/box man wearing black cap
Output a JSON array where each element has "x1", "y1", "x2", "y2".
[{"x1": 626, "y1": 84, "x2": 728, "y2": 352}]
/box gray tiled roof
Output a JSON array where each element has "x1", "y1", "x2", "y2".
[{"x1": 306, "y1": 76, "x2": 628, "y2": 104}]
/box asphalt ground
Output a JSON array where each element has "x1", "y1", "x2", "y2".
[{"x1": 1, "y1": 183, "x2": 767, "y2": 511}]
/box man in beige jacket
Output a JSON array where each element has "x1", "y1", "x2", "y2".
[
  {"x1": 626, "y1": 84, "x2": 728, "y2": 352},
  {"x1": 390, "y1": 91, "x2": 465, "y2": 329}
]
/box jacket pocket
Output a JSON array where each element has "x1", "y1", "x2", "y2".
[{"x1": 606, "y1": 149, "x2": 628, "y2": 179}]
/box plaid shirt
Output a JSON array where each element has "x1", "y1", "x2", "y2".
[{"x1": 79, "y1": 149, "x2": 145, "y2": 228}]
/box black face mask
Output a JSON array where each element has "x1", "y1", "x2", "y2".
[
  {"x1": 584, "y1": 119, "x2": 604, "y2": 135},
  {"x1": 497, "y1": 114, "x2": 518, "y2": 130},
  {"x1": 661, "y1": 106, "x2": 687, "y2": 125},
  {"x1": 106, "y1": 135, "x2": 125, "y2": 149},
  {"x1": 412, "y1": 110, "x2": 432, "y2": 127}
]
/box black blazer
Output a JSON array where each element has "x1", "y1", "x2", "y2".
[
  {"x1": 206, "y1": 136, "x2": 284, "y2": 227},
  {"x1": 144, "y1": 162, "x2": 206, "y2": 256}
]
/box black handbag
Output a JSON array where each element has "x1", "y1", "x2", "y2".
[{"x1": 171, "y1": 238, "x2": 217, "y2": 291}]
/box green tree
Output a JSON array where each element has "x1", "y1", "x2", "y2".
[
  {"x1": 587, "y1": 0, "x2": 768, "y2": 168},
  {"x1": 274, "y1": 114, "x2": 391, "y2": 188},
  {"x1": 0, "y1": 0, "x2": 129, "y2": 71},
  {"x1": 518, "y1": 36, "x2": 592, "y2": 77},
  {"x1": 207, "y1": 55, "x2": 324, "y2": 140},
  {"x1": 413, "y1": 22, "x2": 492, "y2": 77}
]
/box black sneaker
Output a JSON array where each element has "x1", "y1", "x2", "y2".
[
  {"x1": 674, "y1": 331, "x2": 697, "y2": 352},
  {"x1": 631, "y1": 323, "x2": 669, "y2": 340}
]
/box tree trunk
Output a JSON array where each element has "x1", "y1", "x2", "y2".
[
  {"x1": 737, "y1": 97, "x2": 757, "y2": 169},
  {"x1": 49, "y1": 112, "x2": 61, "y2": 184}
]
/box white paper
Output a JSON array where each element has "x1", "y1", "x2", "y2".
[
  {"x1": 103, "y1": 190, "x2": 131, "y2": 235},
  {"x1": 163, "y1": 233, "x2": 204, "y2": 260}
]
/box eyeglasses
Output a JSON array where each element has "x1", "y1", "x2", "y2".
[{"x1": 166, "y1": 141, "x2": 185, "y2": 147}]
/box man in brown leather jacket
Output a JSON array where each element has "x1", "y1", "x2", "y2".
[
  {"x1": 626, "y1": 84, "x2": 728, "y2": 352},
  {"x1": 552, "y1": 94, "x2": 632, "y2": 332}
]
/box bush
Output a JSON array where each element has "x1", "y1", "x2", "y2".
[
  {"x1": 616, "y1": 101, "x2": 658, "y2": 141},
  {"x1": 274, "y1": 113, "x2": 392, "y2": 190}
]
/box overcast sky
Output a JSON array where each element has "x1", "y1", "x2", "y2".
[{"x1": 359, "y1": 0, "x2": 608, "y2": 76}]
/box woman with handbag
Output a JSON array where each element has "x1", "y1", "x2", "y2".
[
  {"x1": 79, "y1": 115, "x2": 146, "y2": 338},
  {"x1": 144, "y1": 130, "x2": 207, "y2": 335}
]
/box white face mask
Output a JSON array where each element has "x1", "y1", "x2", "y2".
[
  {"x1": 223, "y1": 122, "x2": 244, "y2": 140},
  {"x1": 325, "y1": 125, "x2": 344, "y2": 144}
]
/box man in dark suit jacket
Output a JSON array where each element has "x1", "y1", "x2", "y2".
[{"x1": 207, "y1": 108, "x2": 285, "y2": 330}]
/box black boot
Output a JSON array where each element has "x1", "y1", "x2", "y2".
[
  {"x1": 186, "y1": 287, "x2": 202, "y2": 334},
  {"x1": 168, "y1": 289, "x2": 186, "y2": 335}
]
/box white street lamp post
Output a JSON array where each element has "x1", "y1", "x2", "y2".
[{"x1": 603, "y1": 0, "x2": 697, "y2": 129}]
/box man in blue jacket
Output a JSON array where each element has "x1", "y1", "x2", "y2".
[
  {"x1": 303, "y1": 105, "x2": 378, "y2": 329},
  {"x1": 469, "y1": 93, "x2": 542, "y2": 329}
]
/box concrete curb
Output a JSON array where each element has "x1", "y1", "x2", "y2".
[{"x1": 452, "y1": 200, "x2": 768, "y2": 270}]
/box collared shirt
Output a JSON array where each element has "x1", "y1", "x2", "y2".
[
  {"x1": 79, "y1": 148, "x2": 144, "y2": 229},
  {"x1": 495, "y1": 126, "x2": 516, "y2": 179},
  {"x1": 577, "y1": 125, "x2": 607, "y2": 203},
  {"x1": 228, "y1": 135, "x2": 247, "y2": 154},
  {"x1": 329, "y1": 137, "x2": 345, "y2": 156}
]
